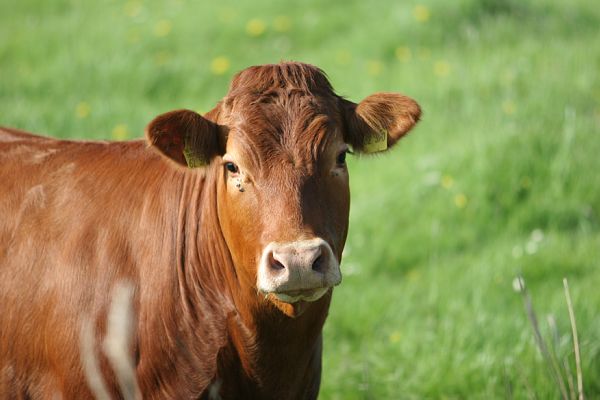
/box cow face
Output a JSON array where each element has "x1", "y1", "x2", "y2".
[{"x1": 147, "y1": 63, "x2": 420, "y2": 317}]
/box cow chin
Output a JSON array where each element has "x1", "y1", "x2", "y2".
[
  {"x1": 266, "y1": 289, "x2": 331, "y2": 318},
  {"x1": 272, "y1": 287, "x2": 330, "y2": 304}
]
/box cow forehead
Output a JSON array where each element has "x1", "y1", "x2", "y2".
[{"x1": 225, "y1": 93, "x2": 343, "y2": 168}]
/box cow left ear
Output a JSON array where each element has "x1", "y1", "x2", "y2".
[
  {"x1": 341, "y1": 93, "x2": 421, "y2": 154},
  {"x1": 145, "y1": 109, "x2": 223, "y2": 168}
]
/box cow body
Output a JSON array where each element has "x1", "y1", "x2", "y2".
[
  {"x1": 0, "y1": 130, "x2": 326, "y2": 398},
  {"x1": 0, "y1": 63, "x2": 420, "y2": 399}
]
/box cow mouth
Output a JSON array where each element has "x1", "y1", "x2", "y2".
[{"x1": 271, "y1": 287, "x2": 330, "y2": 304}]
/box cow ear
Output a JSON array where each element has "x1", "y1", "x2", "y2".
[
  {"x1": 145, "y1": 109, "x2": 223, "y2": 168},
  {"x1": 341, "y1": 93, "x2": 421, "y2": 154}
]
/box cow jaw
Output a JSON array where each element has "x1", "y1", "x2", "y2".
[{"x1": 257, "y1": 238, "x2": 342, "y2": 313}]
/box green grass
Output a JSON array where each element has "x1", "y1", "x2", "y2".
[{"x1": 2, "y1": 0, "x2": 599, "y2": 398}]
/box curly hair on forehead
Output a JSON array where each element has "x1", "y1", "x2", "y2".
[{"x1": 226, "y1": 62, "x2": 337, "y2": 99}]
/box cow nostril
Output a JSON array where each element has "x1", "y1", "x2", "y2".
[
  {"x1": 312, "y1": 255, "x2": 323, "y2": 272},
  {"x1": 269, "y1": 253, "x2": 286, "y2": 271}
]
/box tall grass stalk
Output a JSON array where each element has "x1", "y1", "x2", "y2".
[
  {"x1": 563, "y1": 278, "x2": 584, "y2": 400},
  {"x1": 518, "y1": 276, "x2": 586, "y2": 400}
]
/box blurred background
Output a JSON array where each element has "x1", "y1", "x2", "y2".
[{"x1": 1, "y1": 0, "x2": 599, "y2": 397}]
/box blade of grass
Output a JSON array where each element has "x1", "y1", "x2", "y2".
[
  {"x1": 563, "y1": 278, "x2": 584, "y2": 400},
  {"x1": 547, "y1": 314, "x2": 576, "y2": 400},
  {"x1": 517, "y1": 276, "x2": 569, "y2": 399}
]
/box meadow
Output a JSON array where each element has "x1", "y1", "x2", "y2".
[{"x1": 1, "y1": 0, "x2": 599, "y2": 398}]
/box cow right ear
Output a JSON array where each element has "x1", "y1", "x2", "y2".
[{"x1": 145, "y1": 109, "x2": 223, "y2": 168}]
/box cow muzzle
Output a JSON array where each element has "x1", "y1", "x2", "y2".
[{"x1": 257, "y1": 238, "x2": 342, "y2": 303}]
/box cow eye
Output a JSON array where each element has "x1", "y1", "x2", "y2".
[
  {"x1": 225, "y1": 162, "x2": 239, "y2": 174},
  {"x1": 336, "y1": 150, "x2": 347, "y2": 165}
]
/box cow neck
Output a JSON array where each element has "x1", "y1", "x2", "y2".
[
  {"x1": 174, "y1": 165, "x2": 235, "y2": 327},
  {"x1": 180, "y1": 163, "x2": 333, "y2": 395}
]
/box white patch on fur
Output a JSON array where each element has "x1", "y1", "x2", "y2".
[
  {"x1": 208, "y1": 379, "x2": 223, "y2": 400},
  {"x1": 24, "y1": 185, "x2": 46, "y2": 210},
  {"x1": 30, "y1": 148, "x2": 58, "y2": 164}
]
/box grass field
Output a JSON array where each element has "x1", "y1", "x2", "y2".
[{"x1": 2, "y1": 0, "x2": 599, "y2": 398}]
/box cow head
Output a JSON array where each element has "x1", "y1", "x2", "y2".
[{"x1": 146, "y1": 63, "x2": 420, "y2": 317}]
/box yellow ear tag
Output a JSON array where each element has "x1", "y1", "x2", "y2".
[
  {"x1": 363, "y1": 128, "x2": 388, "y2": 153},
  {"x1": 183, "y1": 142, "x2": 207, "y2": 168}
]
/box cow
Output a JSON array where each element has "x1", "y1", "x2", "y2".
[{"x1": 0, "y1": 62, "x2": 420, "y2": 399}]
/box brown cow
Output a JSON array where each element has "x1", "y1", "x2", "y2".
[{"x1": 0, "y1": 62, "x2": 420, "y2": 399}]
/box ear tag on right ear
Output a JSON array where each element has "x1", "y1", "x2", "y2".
[
  {"x1": 183, "y1": 142, "x2": 207, "y2": 168},
  {"x1": 363, "y1": 128, "x2": 388, "y2": 153}
]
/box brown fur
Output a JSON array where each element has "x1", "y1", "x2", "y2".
[{"x1": 0, "y1": 62, "x2": 420, "y2": 399}]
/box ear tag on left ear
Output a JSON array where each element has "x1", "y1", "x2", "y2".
[
  {"x1": 363, "y1": 128, "x2": 388, "y2": 153},
  {"x1": 183, "y1": 141, "x2": 207, "y2": 168}
]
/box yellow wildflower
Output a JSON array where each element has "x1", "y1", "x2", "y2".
[
  {"x1": 111, "y1": 124, "x2": 129, "y2": 141},
  {"x1": 75, "y1": 102, "x2": 90, "y2": 119},
  {"x1": 454, "y1": 193, "x2": 468, "y2": 208},
  {"x1": 441, "y1": 175, "x2": 454, "y2": 189},
  {"x1": 502, "y1": 100, "x2": 516, "y2": 115},
  {"x1": 407, "y1": 268, "x2": 421, "y2": 282},
  {"x1": 413, "y1": 5, "x2": 430, "y2": 23},
  {"x1": 434, "y1": 60, "x2": 451, "y2": 77},
  {"x1": 335, "y1": 50, "x2": 352, "y2": 65},
  {"x1": 273, "y1": 16, "x2": 292, "y2": 32},
  {"x1": 389, "y1": 331, "x2": 401, "y2": 343},
  {"x1": 395, "y1": 46, "x2": 412, "y2": 63},
  {"x1": 123, "y1": 0, "x2": 143, "y2": 18},
  {"x1": 154, "y1": 20, "x2": 172, "y2": 37},
  {"x1": 154, "y1": 51, "x2": 171, "y2": 66},
  {"x1": 211, "y1": 56, "x2": 231, "y2": 75},
  {"x1": 367, "y1": 60, "x2": 383, "y2": 76},
  {"x1": 246, "y1": 18, "x2": 266, "y2": 37}
]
